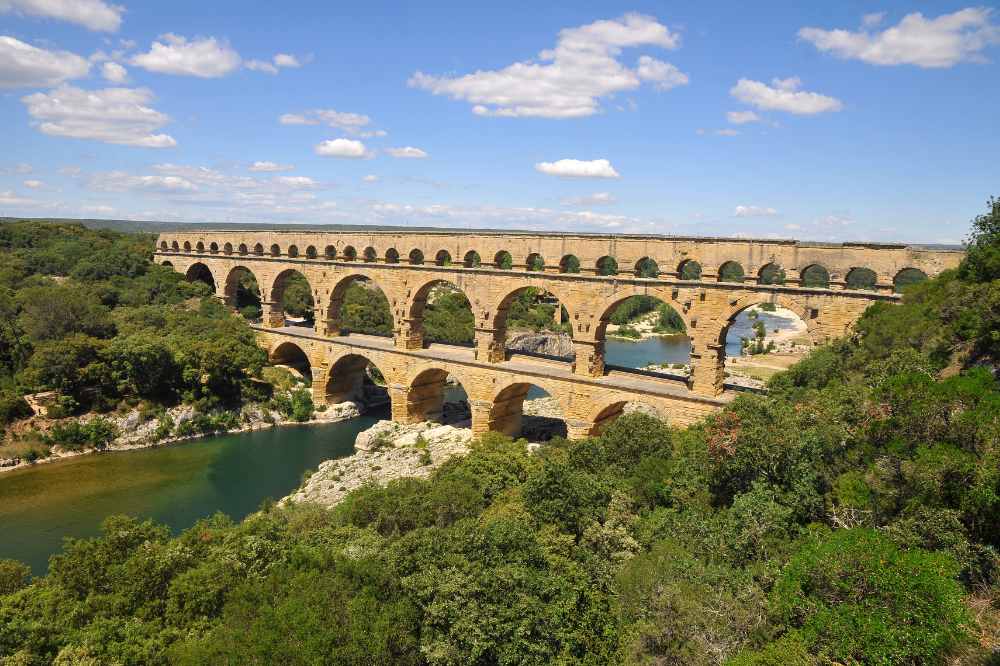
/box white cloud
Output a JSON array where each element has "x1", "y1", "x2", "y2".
[
  {"x1": 562, "y1": 192, "x2": 616, "y2": 206},
  {"x1": 362, "y1": 174, "x2": 378, "y2": 183},
  {"x1": 89, "y1": 171, "x2": 197, "y2": 192},
  {"x1": 244, "y1": 59, "x2": 277, "y2": 74},
  {"x1": 131, "y1": 34, "x2": 241, "y2": 78},
  {"x1": 315, "y1": 138, "x2": 370, "y2": 158},
  {"x1": 248, "y1": 160, "x2": 293, "y2": 172},
  {"x1": 272, "y1": 175, "x2": 317, "y2": 189},
  {"x1": 386, "y1": 146, "x2": 428, "y2": 159},
  {"x1": 536, "y1": 158, "x2": 620, "y2": 179},
  {"x1": 0, "y1": 0, "x2": 123, "y2": 32},
  {"x1": 409, "y1": 13, "x2": 686, "y2": 118},
  {"x1": 734, "y1": 205, "x2": 779, "y2": 217},
  {"x1": 715, "y1": 128, "x2": 739, "y2": 136},
  {"x1": 799, "y1": 8, "x2": 1000, "y2": 68},
  {"x1": 0, "y1": 36, "x2": 90, "y2": 89},
  {"x1": 0, "y1": 190, "x2": 45, "y2": 207},
  {"x1": 635, "y1": 55, "x2": 688, "y2": 90},
  {"x1": 22, "y1": 179, "x2": 43, "y2": 188},
  {"x1": 784, "y1": 223, "x2": 802, "y2": 231},
  {"x1": 727, "y1": 110, "x2": 760, "y2": 124},
  {"x1": 274, "y1": 53, "x2": 300, "y2": 68},
  {"x1": 280, "y1": 108, "x2": 374, "y2": 135},
  {"x1": 101, "y1": 61, "x2": 127, "y2": 83},
  {"x1": 21, "y1": 85, "x2": 177, "y2": 148},
  {"x1": 730, "y1": 76, "x2": 843, "y2": 115},
  {"x1": 58, "y1": 165, "x2": 80, "y2": 176}
]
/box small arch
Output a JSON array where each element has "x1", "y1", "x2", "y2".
[
  {"x1": 184, "y1": 262, "x2": 216, "y2": 291},
  {"x1": 559, "y1": 254, "x2": 580, "y2": 273},
  {"x1": 324, "y1": 245, "x2": 336, "y2": 259},
  {"x1": 435, "y1": 250, "x2": 452, "y2": 266},
  {"x1": 324, "y1": 354, "x2": 389, "y2": 410},
  {"x1": 272, "y1": 269, "x2": 314, "y2": 326},
  {"x1": 525, "y1": 253, "x2": 544, "y2": 272},
  {"x1": 487, "y1": 382, "x2": 566, "y2": 440},
  {"x1": 342, "y1": 246, "x2": 357, "y2": 261},
  {"x1": 183, "y1": 241, "x2": 192, "y2": 252},
  {"x1": 758, "y1": 262, "x2": 785, "y2": 285},
  {"x1": 635, "y1": 257, "x2": 659, "y2": 278},
  {"x1": 385, "y1": 248, "x2": 400, "y2": 264},
  {"x1": 326, "y1": 275, "x2": 393, "y2": 337},
  {"x1": 846, "y1": 267, "x2": 877, "y2": 291},
  {"x1": 196, "y1": 241, "x2": 205, "y2": 253},
  {"x1": 409, "y1": 248, "x2": 425, "y2": 265},
  {"x1": 494, "y1": 250, "x2": 513, "y2": 270},
  {"x1": 269, "y1": 341, "x2": 313, "y2": 382},
  {"x1": 223, "y1": 242, "x2": 233, "y2": 255},
  {"x1": 463, "y1": 250, "x2": 481, "y2": 268},
  {"x1": 800, "y1": 264, "x2": 830, "y2": 288},
  {"x1": 287, "y1": 244, "x2": 299, "y2": 258},
  {"x1": 209, "y1": 242, "x2": 219, "y2": 254},
  {"x1": 678, "y1": 259, "x2": 701, "y2": 280},
  {"x1": 253, "y1": 243, "x2": 264, "y2": 256},
  {"x1": 363, "y1": 246, "x2": 378, "y2": 262},
  {"x1": 596, "y1": 256, "x2": 618, "y2": 276},
  {"x1": 718, "y1": 261, "x2": 745, "y2": 283},
  {"x1": 270, "y1": 243, "x2": 281, "y2": 257},
  {"x1": 238, "y1": 243, "x2": 248, "y2": 255},
  {"x1": 171, "y1": 240, "x2": 180, "y2": 251},
  {"x1": 160, "y1": 260, "x2": 173, "y2": 267},
  {"x1": 159, "y1": 240, "x2": 168, "y2": 251},
  {"x1": 893, "y1": 267, "x2": 928, "y2": 292},
  {"x1": 305, "y1": 245, "x2": 317, "y2": 259}
]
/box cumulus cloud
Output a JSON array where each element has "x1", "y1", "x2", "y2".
[
  {"x1": 386, "y1": 146, "x2": 428, "y2": 159},
  {"x1": 734, "y1": 205, "x2": 779, "y2": 217},
  {"x1": 0, "y1": 36, "x2": 90, "y2": 89},
  {"x1": 799, "y1": 8, "x2": 1000, "y2": 68},
  {"x1": 101, "y1": 61, "x2": 127, "y2": 83},
  {"x1": 248, "y1": 160, "x2": 293, "y2": 172},
  {"x1": 562, "y1": 192, "x2": 616, "y2": 206},
  {"x1": 272, "y1": 175, "x2": 317, "y2": 189},
  {"x1": 131, "y1": 34, "x2": 241, "y2": 78},
  {"x1": 244, "y1": 59, "x2": 277, "y2": 74},
  {"x1": 22, "y1": 85, "x2": 177, "y2": 148},
  {"x1": 727, "y1": 110, "x2": 760, "y2": 124},
  {"x1": 89, "y1": 171, "x2": 197, "y2": 193},
  {"x1": 273, "y1": 53, "x2": 300, "y2": 68},
  {"x1": 535, "y1": 158, "x2": 620, "y2": 179},
  {"x1": 279, "y1": 108, "x2": 383, "y2": 136},
  {"x1": 409, "y1": 13, "x2": 687, "y2": 118},
  {"x1": 0, "y1": 0, "x2": 123, "y2": 32},
  {"x1": 314, "y1": 138, "x2": 370, "y2": 158},
  {"x1": 730, "y1": 76, "x2": 843, "y2": 115}
]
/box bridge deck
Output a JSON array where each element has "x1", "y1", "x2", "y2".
[{"x1": 257, "y1": 325, "x2": 739, "y2": 407}]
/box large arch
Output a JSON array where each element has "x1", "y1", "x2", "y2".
[
  {"x1": 270, "y1": 269, "x2": 315, "y2": 327},
  {"x1": 268, "y1": 340, "x2": 313, "y2": 381},
  {"x1": 407, "y1": 278, "x2": 475, "y2": 346},
  {"x1": 486, "y1": 380, "x2": 567, "y2": 440},
  {"x1": 593, "y1": 290, "x2": 691, "y2": 380},
  {"x1": 325, "y1": 274, "x2": 393, "y2": 337},
  {"x1": 492, "y1": 285, "x2": 575, "y2": 362},
  {"x1": 184, "y1": 262, "x2": 216, "y2": 291},
  {"x1": 223, "y1": 265, "x2": 263, "y2": 318},
  {"x1": 586, "y1": 395, "x2": 670, "y2": 436},
  {"x1": 324, "y1": 353, "x2": 388, "y2": 410},
  {"x1": 401, "y1": 364, "x2": 475, "y2": 425}
]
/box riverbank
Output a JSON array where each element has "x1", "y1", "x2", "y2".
[{"x1": 606, "y1": 310, "x2": 686, "y2": 341}]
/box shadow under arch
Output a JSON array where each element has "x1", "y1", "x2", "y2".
[
  {"x1": 492, "y1": 285, "x2": 575, "y2": 362},
  {"x1": 324, "y1": 353, "x2": 389, "y2": 414},
  {"x1": 185, "y1": 262, "x2": 216, "y2": 292},
  {"x1": 487, "y1": 380, "x2": 567, "y2": 440},
  {"x1": 407, "y1": 278, "x2": 474, "y2": 347},
  {"x1": 586, "y1": 396, "x2": 669, "y2": 437},
  {"x1": 268, "y1": 340, "x2": 313, "y2": 382},
  {"x1": 270, "y1": 268, "x2": 315, "y2": 327},
  {"x1": 325, "y1": 273, "x2": 394, "y2": 338},
  {"x1": 223, "y1": 265, "x2": 263, "y2": 319},
  {"x1": 403, "y1": 365, "x2": 475, "y2": 426}
]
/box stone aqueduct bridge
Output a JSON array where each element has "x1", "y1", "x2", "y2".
[{"x1": 155, "y1": 229, "x2": 961, "y2": 438}]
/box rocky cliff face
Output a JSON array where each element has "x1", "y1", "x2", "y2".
[{"x1": 506, "y1": 331, "x2": 574, "y2": 358}]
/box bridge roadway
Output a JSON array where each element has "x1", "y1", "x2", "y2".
[{"x1": 255, "y1": 325, "x2": 735, "y2": 439}]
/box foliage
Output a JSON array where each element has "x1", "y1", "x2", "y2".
[
  {"x1": 959, "y1": 196, "x2": 1000, "y2": 283},
  {"x1": 46, "y1": 417, "x2": 118, "y2": 451},
  {"x1": 422, "y1": 287, "x2": 475, "y2": 345},
  {"x1": 341, "y1": 282, "x2": 393, "y2": 336}
]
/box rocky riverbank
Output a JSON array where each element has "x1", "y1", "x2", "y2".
[{"x1": 506, "y1": 331, "x2": 573, "y2": 357}]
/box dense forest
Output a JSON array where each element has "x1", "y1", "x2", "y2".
[{"x1": 0, "y1": 199, "x2": 998, "y2": 664}]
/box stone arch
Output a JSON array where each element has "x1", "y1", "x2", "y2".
[
  {"x1": 463, "y1": 250, "x2": 481, "y2": 268},
  {"x1": 596, "y1": 255, "x2": 619, "y2": 276},
  {"x1": 586, "y1": 396, "x2": 669, "y2": 436},
  {"x1": 238, "y1": 243, "x2": 248, "y2": 255},
  {"x1": 486, "y1": 379, "x2": 567, "y2": 440},
  {"x1": 407, "y1": 278, "x2": 474, "y2": 346},
  {"x1": 306, "y1": 245, "x2": 317, "y2": 259},
  {"x1": 893, "y1": 267, "x2": 928, "y2": 292},
  {"x1": 287, "y1": 244, "x2": 299, "y2": 258},
  {"x1": 268, "y1": 340, "x2": 313, "y2": 381},
  {"x1": 758, "y1": 262, "x2": 785, "y2": 285},
  {"x1": 253, "y1": 243, "x2": 264, "y2": 255},
  {"x1": 494, "y1": 250, "x2": 513, "y2": 270},
  {"x1": 159, "y1": 240, "x2": 168, "y2": 251},
  {"x1": 800, "y1": 263, "x2": 830, "y2": 288},
  {"x1": 363, "y1": 246, "x2": 378, "y2": 262},
  {"x1": 342, "y1": 245, "x2": 357, "y2": 261},
  {"x1": 712, "y1": 294, "x2": 819, "y2": 350},
  {"x1": 409, "y1": 248, "x2": 425, "y2": 265},
  {"x1": 184, "y1": 262, "x2": 216, "y2": 291},
  {"x1": 435, "y1": 249, "x2": 452, "y2": 266},
  {"x1": 270, "y1": 268, "x2": 315, "y2": 326},
  {"x1": 223, "y1": 265, "x2": 262, "y2": 317},
  {"x1": 171, "y1": 240, "x2": 180, "y2": 251},
  {"x1": 401, "y1": 364, "x2": 475, "y2": 425},
  {"x1": 385, "y1": 248, "x2": 400, "y2": 264},
  {"x1": 559, "y1": 254, "x2": 581, "y2": 273},
  {"x1": 491, "y1": 285, "x2": 575, "y2": 362},
  {"x1": 324, "y1": 244, "x2": 336, "y2": 259},
  {"x1": 196, "y1": 241, "x2": 205, "y2": 253},
  {"x1": 846, "y1": 267, "x2": 877, "y2": 290},
  {"x1": 325, "y1": 273, "x2": 394, "y2": 338},
  {"x1": 678, "y1": 259, "x2": 702, "y2": 280},
  {"x1": 593, "y1": 288, "x2": 691, "y2": 338},
  {"x1": 209, "y1": 242, "x2": 219, "y2": 254},
  {"x1": 223, "y1": 242, "x2": 233, "y2": 255},
  {"x1": 635, "y1": 257, "x2": 659, "y2": 278},
  {"x1": 525, "y1": 253, "x2": 544, "y2": 272},
  {"x1": 718, "y1": 261, "x2": 745, "y2": 283},
  {"x1": 591, "y1": 290, "x2": 691, "y2": 379},
  {"x1": 183, "y1": 241, "x2": 192, "y2": 252},
  {"x1": 270, "y1": 243, "x2": 281, "y2": 257},
  {"x1": 324, "y1": 352, "x2": 389, "y2": 407},
  {"x1": 160, "y1": 260, "x2": 173, "y2": 267}
]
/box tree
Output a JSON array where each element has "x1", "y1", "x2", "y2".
[
  {"x1": 16, "y1": 284, "x2": 114, "y2": 342},
  {"x1": 959, "y1": 195, "x2": 1000, "y2": 283}
]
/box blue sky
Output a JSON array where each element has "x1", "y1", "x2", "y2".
[{"x1": 1, "y1": 0, "x2": 998, "y2": 243}]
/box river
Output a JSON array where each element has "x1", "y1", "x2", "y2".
[{"x1": 0, "y1": 416, "x2": 378, "y2": 575}]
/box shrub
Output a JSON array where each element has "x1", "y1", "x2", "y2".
[
  {"x1": 0, "y1": 559, "x2": 31, "y2": 596},
  {"x1": 47, "y1": 417, "x2": 119, "y2": 451}
]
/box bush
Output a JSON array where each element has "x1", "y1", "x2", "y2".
[
  {"x1": 47, "y1": 417, "x2": 119, "y2": 451},
  {"x1": 0, "y1": 559, "x2": 31, "y2": 596}
]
